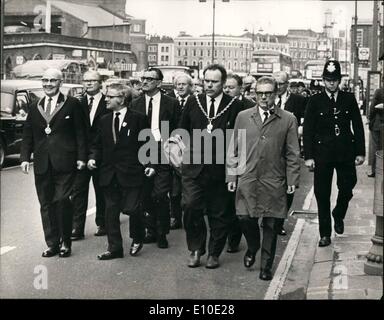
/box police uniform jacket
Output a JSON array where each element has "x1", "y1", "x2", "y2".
[{"x1": 303, "y1": 90, "x2": 365, "y2": 163}]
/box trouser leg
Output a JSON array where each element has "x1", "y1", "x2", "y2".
[
  {"x1": 260, "y1": 217, "x2": 279, "y2": 270},
  {"x1": 314, "y1": 162, "x2": 334, "y2": 238},
  {"x1": 238, "y1": 216, "x2": 260, "y2": 254}
]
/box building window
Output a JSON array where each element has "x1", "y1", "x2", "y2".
[
  {"x1": 133, "y1": 24, "x2": 141, "y2": 32},
  {"x1": 207, "y1": 50, "x2": 210, "y2": 56},
  {"x1": 356, "y1": 29, "x2": 363, "y2": 46},
  {"x1": 193, "y1": 49, "x2": 196, "y2": 56},
  {"x1": 178, "y1": 49, "x2": 181, "y2": 56},
  {"x1": 161, "y1": 47, "x2": 165, "y2": 52}
]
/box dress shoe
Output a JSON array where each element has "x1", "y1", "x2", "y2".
[
  {"x1": 170, "y1": 218, "x2": 182, "y2": 230},
  {"x1": 243, "y1": 250, "x2": 256, "y2": 268},
  {"x1": 71, "y1": 230, "x2": 84, "y2": 241},
  {"x1": 367, "y1": 172, "x2": 375, "y2": 178},
  {"x1": 59, "y1": 244, "x2": 71, "y2": 258},
  {"x1": 157, "y1": 235, "x2": 169, "y2": 249},
  {"x1": 97, "y1": 250, "x2": 124, "y2": 260},
  {"x1": 334, "y1": 218, "x2": 344, "y2": 235},
  {"x1": 42, "y1": 247, "x2": 60, "y2": 258},
  {"x1": 206, "y1": 255, "x2": 220, "y2": 269},
  {"x1": 129, "y1": 242, "x2": 143, "y2": 256},
  {"x1": 188, "y1": 250, "x2": 202, "y2": 268},
  {"x1": 226, "y1": 245, "x2": 240, "y2": 253},
  {"x1": 94, "y1": 226, "x2": 107, "y2": 236},
  {"x1": 259, "y1": 269, "x2": 273, "y2": 281},
  {"x1": 278, "y1": 227, "x2": 287, "y2": 236},
  {"x1": 318, "y1": 236, "x2": 331, "y2": 247}
]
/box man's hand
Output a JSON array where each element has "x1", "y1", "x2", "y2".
[
  {"x1": 305, "y1": 159, "x2": 315, "y2": 170},
  {"x1": 144, "y1": 167, "x2": 156, "y2": 177},
  {"x1": 287, "y1": 185, "x2": 296, "y2": 194},
  {"x1": 87, "y1": 159, "x2": 97, "y2": 170},
  {"x1": 20, "y1": 161, "x2": 30, "y2": 174},
  {"x1": 355, "y1": 155, "x2": 365, "y2": 166},
  {"x1": 227, "y1": 181, "x2": 237, "y2": 192},
  {"x1": 77, "y1": 160, "x2": 86, "y2": 170}
]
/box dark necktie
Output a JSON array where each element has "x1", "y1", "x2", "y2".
[
  {"x1": 88, "y1": 96, "x2": 94, "y2": 113},
  {"x1": 277, "y1": 95, "x2": 282, "y2": 107},
  {"x1": 147, "y1": 97, "x2": 153, "y2": 122},
  {"x1": 46, "y1": 97, "x2": 52, "y2": 115},
  {"x1": 209, "y1": 98, "x2": 215, "y2": 118},
  {"x1": 330, "y1": 93, "x2": 335, "y2": 103},
  {"x1": 114, "y1": 112, "x2": 120, "y2": 143},
  {"x1": 263, "y1": 111, "x2": 269, "y2": 123},
  {"x1": 180, "y1": 98, "x2": 185, "y2": 109}
]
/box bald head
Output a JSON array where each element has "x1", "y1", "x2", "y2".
[
  {"x1": 174, "y1": 73, "x2": 193, "y2": 98},
  {"x1": 43, "y1": 68, "x2": 63, "y2": 81}
]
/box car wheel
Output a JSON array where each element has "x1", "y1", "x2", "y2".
[{"x1": 0, "y1": 141, "x2": 5, "y2": 169}]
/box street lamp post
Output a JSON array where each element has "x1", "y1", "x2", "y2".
[
  {"x1": 353, "y1": 0, "x2": 359, "y2": 96},
  {"x1": 199, "y1": 0, "x2": 229, "y2": 64}
]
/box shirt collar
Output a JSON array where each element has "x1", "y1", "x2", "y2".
[
  {"x1": 114, "y1": 106, "x2": 127, "y2": 118},
  {"x1": 87, "y1": 91, "x2": 102, "y2": 101},
  {"x1": 206, "y1": 92, "x2": 223, "y2": 105},
  {"x1": 145, "y1": 91, "x2": 161, "y2": 103},
  {"x1": 325, "y1": 89, "x2": 339, "y2": 100}
]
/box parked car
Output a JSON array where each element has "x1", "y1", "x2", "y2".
[
  {"x1": 11, "y1": 59, "x2": 88, "y2": 84},
  {"x1": 0, "y1": 80, "x2": 84, "y2": 168}
]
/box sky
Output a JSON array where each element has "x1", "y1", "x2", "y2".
[{"x1": 126, "y1": 0, "x2": 376, "y2": 38}]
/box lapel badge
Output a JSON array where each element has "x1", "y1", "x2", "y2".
[{"x1": 122, "y1": 122, "x2": 127, "y2": 127}]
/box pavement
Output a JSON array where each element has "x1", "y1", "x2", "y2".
[{"x1": 278, "y1": 116, "x2": 383, "y2": 300}]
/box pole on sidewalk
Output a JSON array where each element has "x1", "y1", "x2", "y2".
[{"x1": 364, "y1": 150, "x2": 383, "y2": 275}]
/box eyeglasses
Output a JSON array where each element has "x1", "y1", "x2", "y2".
[
  {"x1": 256, "y1": 91, "x2": 274, "y2": 97},
  {"x1": 141, "y1": 77, "x2": 160, "y2": 82},
  {"x1": 42, "y1": 78, "x2": 60, "y2": 83},
  {"x1": 83, "y1": 79, "x2": 99, "y2": 83},
  {"x1": 277, "y1": 82, "x2": 288, "y2": 86},
  {"x1": 105, "y1": 95, "x2": 123, "y2": 99}
]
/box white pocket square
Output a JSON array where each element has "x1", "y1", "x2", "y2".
[{"x1": 65, "y1": 115, "x2": 70, "y2": 119}]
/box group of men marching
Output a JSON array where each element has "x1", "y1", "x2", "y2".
[{"x1": 20, "y1": 58, "x2": 365, "y2": 282}]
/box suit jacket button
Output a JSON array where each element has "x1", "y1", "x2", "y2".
[
  {"x1": 320, "y1": 113, "x2": 323, "y2": 116},
  {"x1": 335, "y1": 116, "x2": 338, "y2": 119},
  {"x1": 318, "y1": 141, "x2": 321, "y2": 144}
]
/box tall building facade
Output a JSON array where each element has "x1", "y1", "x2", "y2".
[
  {"x1": 147, "y1": 36, "x2": 175, "y2": 66},
  {"x1": 174, "y1": 32, "x2": 252, "y2": 75}
]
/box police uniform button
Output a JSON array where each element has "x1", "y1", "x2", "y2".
[
  {"x1": 318, "y1": 141, "x2": 321, "y2": 144},
  {"x1": 320, "y1": 112, "x2": 323, "y2": 116},
  {"x1": 261, "y1": 136, "x2": 265, "y2": 139},
  {"x1": 335, "y1": 116, "x2": 338, "y2": 119},
  {"x1": 346, "y1": 111, "x2": 349, "y2": 113}
]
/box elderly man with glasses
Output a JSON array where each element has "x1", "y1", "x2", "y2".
[
  {"x1": 131, "y1": 68, "x2": 180, "y2": 249},
  {"x1": 20, "y1": 68, "x2": 87, "y2": 258},
  {"x1": 227, "y1": 76, "x2": 300, "y2": 280}
]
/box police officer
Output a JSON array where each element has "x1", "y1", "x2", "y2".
[{"x1": 303, "y1": 60, "x2": 365, "y2": 247}]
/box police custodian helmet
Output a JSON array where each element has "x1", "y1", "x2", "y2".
[{"x1": 322, "y1": 59, "x2": 342, "y2": 81}]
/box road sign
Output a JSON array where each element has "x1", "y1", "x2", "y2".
[{"x1": 358, "y1": 47, "x2": 370, "y2": 61}]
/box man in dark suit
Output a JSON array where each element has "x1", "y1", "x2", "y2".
[
  {"x1": 88, "y1": 83, "x2": 155, "y2": 260},
  {"x1": 303, "y1": 59, "x2": 365, "y2": 247},
  {"x1": 71, "y1": 70, "x2": 111, "y2": 240},
  {"x1": 131, "y1": 68, "x2": 180, "y2": 249},
  {"x1": 272, "y1": 71, "x2": 307, "y2": 236},
  {"x1": 179, "y1": 64, "x2": 244, "y2": 269},
  {"x1": 20, "y1": 68, "x2": 87, "y2": 258},
  {"x1": 223, "y1": 73, "x2": 255, "y2": 253},
  {"x1": 168, "y1": 73, "x2": 194, "y2": 230}
]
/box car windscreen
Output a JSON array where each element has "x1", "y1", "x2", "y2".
[{"x1": 1, "y1": 92, "x2": 14, "y2": 115}]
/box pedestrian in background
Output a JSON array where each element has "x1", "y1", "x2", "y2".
[
  {"x1": 71, "y1": 70, "x2": 110, "y2": 241},
  {"x1": 20, "y1": 68, "x2": 87, "y2": 258},
  {"x1": 169, "y1": 73, "x2": 194, "y2": 230},
  {"x1": 223, "y1": 73, "x2": 255, "y2": 253},
  {"x1": 303, "y1": 59, "x2": 365, "y2": 247},
  {"x1": 227, "y1": 76, "x2": 300, "y2": 281},
  {"x1": 367, "y1": 74, "x2": 383, "y2": 178}
]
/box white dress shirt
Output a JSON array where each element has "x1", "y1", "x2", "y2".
[
  {"x1": 206, "y1": 93, "x2": 223, "y2": 117},
  {"x1": 113, "y1": 107, "x2": 127, "y2": 132},
  {"x1": 145, "y1": 91, "x2": 161, "y2": 141},
  {"x1": 44, "y1": 92, "x2": 60, "y2": 115},
  {"x1": 87, "y1": 91, "x2": 102, "y2": 125},
  {"x1": 325, "y1": 89, "x2": 339, "y2": 102},
  {"x1": 258, "y1": 106, "x2": 272, "y2": 123}
]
